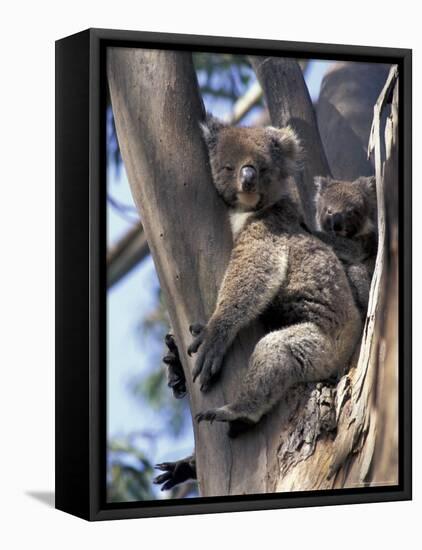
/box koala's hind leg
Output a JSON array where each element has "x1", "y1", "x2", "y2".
[{"x1": 196, "y1": 322, "x2": 340, "y2": 437}]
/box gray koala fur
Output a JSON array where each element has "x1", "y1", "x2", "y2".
[
  {"x1": 313, "y1": 175, "x2": 378, "y2": 316},
  {"x1": 188, "y1": 116, "x2": 362, "y2": 437}
]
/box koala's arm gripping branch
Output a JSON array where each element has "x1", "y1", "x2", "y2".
[
  {"x1": 188, "y1": 232, "x2": 288, "y2": 391},
  {"x1": 212, "y1": 236, "x2": 288, "y2": 338},
  {"x1": 108, "y1": 47, "x2": 267, "y2": 496}
]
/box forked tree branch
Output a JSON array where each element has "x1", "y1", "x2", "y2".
[
  {"x1": 107, "y1": 222, "x2": 149, "y2": 288},
  {"x1": 108, "y1": 48, "x2": 267, "y2": 496},
  {"x1": 106, "y1": 60, "x2": 311, "y2": 286},
  {"x1": 108, "y1": 51, "x2": 399, "y2": 495}
]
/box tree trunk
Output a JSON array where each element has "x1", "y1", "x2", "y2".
[
  {"x1": 249, "y1": 56, "x2": 331, "y2": 227},
  {"x1": 107, "y1": 49, "x2": 399, "y2": 496},
  {"x1": 271, "y1": 66, "x2": 399, "y2": 492},
  {"x1": 316, "y1": 62, "x2": 391, "y2": 180},
  {"x1": 107, "y1": 48, "x2": 266, "y2": 496}
]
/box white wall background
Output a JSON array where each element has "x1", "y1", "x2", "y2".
[{"x1": 0, "y1": 1, "x2": 418, "y2": 548}]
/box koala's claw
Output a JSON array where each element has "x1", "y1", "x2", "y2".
[
  {"x1": 155, "y1": 462, "x2": 173, "y2": 470},
  {"x1": 189, "y1": 323, "x2": 204, "y2": 336},
  {"x1": 188, "y1": 322, "x2": 225, "y2": 389},
  {"x1": 165, "y1": 333, "x2": 178, "y2": 351},
  {"x1": 196, "y1": 410, "x2": 218, "y2": 424},
  {"x1": 163, "y1": 333, "x2": 186, "y2": 399},
  {"x1": 187, "y1": 323, "x2": 205, "y2": 357},
  {"x1": 153, "y1": 463, "x2": 175, "y2": 491},
  {"x1": 193, "y1": 351, "x2": 224, "y2": 389},
  {"x1": 188, "y1": 336, "x2": 203, "y2": 357},
  {"x1": 163, "y1": 351, "x2": 177, "y2": 364},
  {"x1": 196, "y1": 407, "x2": 255, "y2": 438},
  {"x1": 195, "y1": 406, "x2": 233, "y2": 424},
  {"x1": 153, "y1": 458, "x2": 196, "y2": 491}
]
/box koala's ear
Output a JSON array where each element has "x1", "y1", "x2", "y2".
[
  {"x1": 199, "y1": 114, "x2": 226, "y2": 149},
  {"x1": 314, "y1": 176, "x2": 331, "y2": 194},
  {"x1": 359, "y1": 175, "x2": 376, "y2": 196},
  {"x1": 266, "y1": 126, "x2": 302, "y2": 172}
]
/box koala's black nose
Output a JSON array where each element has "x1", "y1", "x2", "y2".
[
  {"x1": 239, "y1": 165, "x2": 257, "y2": 191},
  {"x1": 331, "y1": 212, "x2": 343, "y2": 232}
]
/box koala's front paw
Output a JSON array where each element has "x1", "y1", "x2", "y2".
[
  {"x1": 153, "y1": 457, "x2": 196, "y2": 491},
  {"x1": 187, "y1": 323, "x2": 205, "y2": 357},
  {"x1": 188, "y1": 324, "x2": 225, "y2": 392},
  {"x1": 163, "y1": 333, "x2": 186, "y2": 399}
]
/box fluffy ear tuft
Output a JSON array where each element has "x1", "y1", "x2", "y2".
[
  {"x1": 199, "y1": 114, "x2": 226, "y2": 148},
  {"x1": 358, "y1": 175, "x2": 376, "y2": 196},
  {"x1": 314, "y1": 176, "x2": 331, "y2": 193},
  {"x1": 266, "y1": 125, "x2": 302, "y2": 173}
]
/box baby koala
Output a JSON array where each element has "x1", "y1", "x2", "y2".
[{"x1": 314, "y1": 175, "x2": 378, "y2": 316}]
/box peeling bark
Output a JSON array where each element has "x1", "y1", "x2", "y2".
[{"x1": 273, "y1": 66, "x2": 399, "y2": 492}]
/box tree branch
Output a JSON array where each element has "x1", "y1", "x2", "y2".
[
  {"x1": 328, "y1": 66, "x2": 399, "y2": 484},
  {"x1": 249, "y1": 56, "x2": 330, "y2": 227},
  {"x1": 108, "y1": 51, "x2": 399, "y2": 496},
  {"x1": 107, "y1": 222, "x2": 149, "y2": 288},
  {"x1": 316, "y1": 62, "x2": 391, "y2": 180},
  {"x1": 225, "y1": 81, "x2": 263, "y2": 125},
  {"x1": 107, "y1": 48, "x2": 266, "y2": 496}
]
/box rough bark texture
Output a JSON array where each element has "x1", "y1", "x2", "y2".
[
  {"x1": 271, "y1": 66, "x2": 399, "y2": 492},
  {"x1": 105, "y1": 61, "x2": 308, "y2": 286},
  {"x1": 249, "y1": 56, "x2": 331, "y2": 227},
  {"x1": 107, "y1": 48, "x2": 266, "y2": 496},
  {"x1": 108, "y1": 50, "x2": 399, "y2": 496}
]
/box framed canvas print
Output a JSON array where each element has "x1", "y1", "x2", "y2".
[{"x1": 55, "y1": 28, "x2": 412, "y2": 521}]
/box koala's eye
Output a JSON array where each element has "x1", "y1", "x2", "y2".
[
  {"x1": 222, "y1": 165, "x2": 234, "y2": 172},
  {"x1": 260, "y1": 166, "x2": 268, "y2": 174}
]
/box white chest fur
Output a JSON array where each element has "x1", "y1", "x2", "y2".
[{"x1": 229, "y1": 211, "x2": 253, "y2": 238}]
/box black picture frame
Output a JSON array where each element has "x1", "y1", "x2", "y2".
[{"x1": 55, "y1": 28, "x2": 412, "y2": 521}]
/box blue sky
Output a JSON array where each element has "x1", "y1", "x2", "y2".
[
  {"x1": 107, "y1": 170, "x2": 194, "y2": 467},
  {"x1": 106, "y1": 58, "x2": 334, "y2": 489}
]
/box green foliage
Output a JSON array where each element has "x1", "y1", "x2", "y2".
[
  {"x1": 108, "y1": 434, "x2": 199, "y2": 501},
  {"x1": 130, "y1": 364, "x2": 189, "y2": 437},
  {"x1": 107, "y1": 53, "x2": 258, "y2": 172},
  {"x1": 193, "y1": 52, "x2": 255, "y2": 102},
  {"x1": 107, "y1": 283, "x2": 192, "y2": 501},
  {"x1": 131, "y1": 287, "x2": 190, "y2": 436},
  {"x1": 107, "y1": 282, "x2": 192, "y2": 501},
  {"x1": 139, "y1": 287, "x2": 169, "y2": 337},
  {"x1": 107, "y1": 437, "x2": 156, "y2": 502}
]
